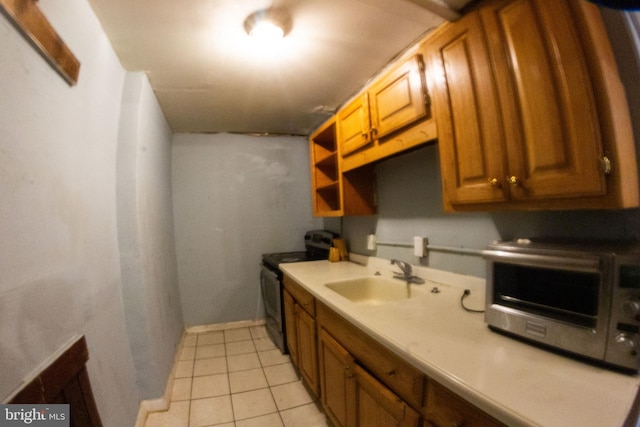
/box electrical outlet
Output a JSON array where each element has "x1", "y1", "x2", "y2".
[{"x1": 414, "y1": 236, "x2": 426, "y2": 257}]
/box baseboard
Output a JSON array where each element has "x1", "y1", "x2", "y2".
[
  {"x1": 135, "y1": 329, "x2": 188, "y2": 427},
  {"x1": 134, "y1": 397, "x2": 168, "y2": 427},
  {"x1": 186, "y1": 318, "x2": 266, "y2": 334}
]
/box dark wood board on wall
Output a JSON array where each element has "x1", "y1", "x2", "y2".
[{"x1": 0, "y1": 0, "x2": 80, "y2": 85}]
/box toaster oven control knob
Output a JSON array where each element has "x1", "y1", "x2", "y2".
[
  {"x1": 615, "y1": 333, "x2": 638, "y2": 356},
  {"x1": 622, "y1": 300, "x2": 640, "y2": 319}
]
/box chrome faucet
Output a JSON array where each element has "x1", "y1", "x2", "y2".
[
  {"x1": 391, "y1": 259, "x2": 425, "y2": 284},
  {"x1": 391, "y1": 259, "x2": 412, "y2": 276}
]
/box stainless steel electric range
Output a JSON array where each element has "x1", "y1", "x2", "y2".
[{"x1": 260, "y1": 230, "x2": 337, "y2": 353}]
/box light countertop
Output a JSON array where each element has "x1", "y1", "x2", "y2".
[{"x1": 280, "y1": 255, "x2": 640, "y2": 427}]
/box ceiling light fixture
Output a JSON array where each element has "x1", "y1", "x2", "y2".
[{"x1": 243, "y1": 8, "x2": 292, "y2": 42}]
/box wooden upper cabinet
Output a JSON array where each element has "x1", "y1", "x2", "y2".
[
  {"x1": 339, "y1": 93, "x2": 372, "y2": 157},
  {"x1": 427, "y1": 0, "x2": 638, "y2": 211},
  {"x1": 481, "y1": 0, "x2": 605, "y2": 201},
  {"x1": 310, "y1": 118, "x2": 343, "y2": 216},
  {"x1": 309, "y1": 117, "x2": 377, "y2": 217},
  {"x1": 425, "y1": 10, "x2": 507, "y2": 205},
  {"x1": 369, "y1": 55, "x2": 428, "y2": 141},
  {"x1": 337, "y1": 54, "x2": 432, "y2": 167}
]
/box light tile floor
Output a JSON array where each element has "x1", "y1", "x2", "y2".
[{"x1": 144, "y1": 325, "x2": 329, "y2": 427}]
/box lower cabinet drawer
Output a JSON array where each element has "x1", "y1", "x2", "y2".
[
  {"x1": 353, "y1": 363, "x2": 421, "y2": 427},
  {"x1": 424, "y1": 380, "x2": 506, "y2": 427},
  {"x1": 283, "y1": 275, "x2": 316, "y2": 316}
]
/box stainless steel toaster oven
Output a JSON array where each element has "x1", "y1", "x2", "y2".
[{"x1": 484, "y1": 239, "x2": 640, "y2": 372}]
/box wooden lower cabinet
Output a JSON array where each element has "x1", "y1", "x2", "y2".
[
  {"x1": 354, "y1": 364, "x2": 421, "y2": 427},
  {"x1": 282, "y1": 289, "x2": 298, "y2": 366},
  {"x1": 318, "y1": 327, "x2": 420, "y2": 427},
  {"x1": 284, "y1": 276, "x2": 508, "y2": 426},
  {"x1": 283, "y1": 276, "x2": 320, "y2": 397},
  {"x1": 319, "y1": 328, "x2": 355, "y2": 427},
  {"x1": 423, "y1": 380, "x2": 506, "y2": 427},
  {"x1": 317, "y1": 302, "x2": 424, "y2": 410},
  {"x1": 296, "y1": 305, "x2": 319, "y2": 396}
]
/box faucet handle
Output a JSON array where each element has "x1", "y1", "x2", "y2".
[{"x1": 391, "y1": 259, "x2": 412, "y2": 275}]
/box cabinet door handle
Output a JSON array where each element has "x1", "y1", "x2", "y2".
[
  {"x1": 386, "y1": 369, "x2": 396, "y2": 376},
  {"x1": 488, "y1": 178, "x2": 501, "y2": 188},
  {"x1": 507, "y1": 176, "x2": 520, "y2": 186},
  {"x1": 345, "y1": 367, "x2": 354, "y2": 379}
]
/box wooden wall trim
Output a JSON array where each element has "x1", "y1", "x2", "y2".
[
  {"x1": 9, "y1": 335, "x2": 102, "y2": 427},
  {"x1": 0, "y1": 0, "x2": 80, "y2": 85}
]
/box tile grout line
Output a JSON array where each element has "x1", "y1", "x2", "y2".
[
  {"x1": 186, "y1": 332, "x2": 198, "y2": 427},
  {"x1": 164, "y1": 326, "x2": 322, "y2": 427},
  {"x1": 225, "y1": 332, "x2": 237, "y2": 426},
  {"x1": 254, "y1": 333, "x2": 285, "y2": 426}
]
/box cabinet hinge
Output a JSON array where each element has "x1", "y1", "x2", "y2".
[
  {"x1": 425, "y1": 93, "x2": 431, "y2": 108},
  {"x1": 601, "y1": 156, "x2": 612, "y2": 175}
]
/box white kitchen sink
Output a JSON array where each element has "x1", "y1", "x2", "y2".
[{"x1": 324, "y1": 276, "x2": 415, "y2": 305}]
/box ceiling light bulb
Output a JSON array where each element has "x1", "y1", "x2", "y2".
[
  {"x1": 250, "y1": 21, "x2": 284, "y2": 41},
  {"x1": 244, "y1": 8, "x2": 292, "y2": 42}
]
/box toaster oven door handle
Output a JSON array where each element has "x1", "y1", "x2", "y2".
[{"x1": 482, "y1": 250, "x2": 601, "y2": 273}]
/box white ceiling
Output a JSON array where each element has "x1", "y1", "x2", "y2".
[{"x1": 87, "y1": 0, "x2": 468, "y2": 135}]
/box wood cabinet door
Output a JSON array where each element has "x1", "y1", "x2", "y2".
[
  {"x1": 319, "y1": 328, "x2": 356, "y2": 427},
  {"x1": 338, "y1": 93, "x2": 372, "y2": 156},
  {"x1": 369, "y1": 54, "x2": 428, "y2": 141},
  {"x1": 283, "y1": 289, "x2": 298, "y2": 367},
  {"x1": 480, "y1": 0, "x2": 605, "y2": 200},
  {"x1": 353, "y1": 364, "x2": 421, "y2": 427},
  {"x1": 297, "y1": 306, "x2": 319, "y2": 396},
  {"x1": 424, "y1": 380, "x2": 505, "y2": 427},
  {"x1": 317, "y1": 302, "x2": 424, "y2": 409},
  {"x1": 425, "y1": 11, "x2": 507, "y2": 206}
]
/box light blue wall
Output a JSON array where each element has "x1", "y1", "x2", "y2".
[
  {"x1": 116, "y1": 72, "x2": 184, "y2": 400},
  {"x1": 0, "y1": 1, "x2": 187, "y2": 422},
  {"x1": 333, "y1": 144, "x2": 640, "y2": 278},
  {"x1": 172, "y1": 133, "x2": 323, "y2": 327},
  {"x1": 0, "y1": 0, "x2": 140, "y2": 423},
  {"x1": 337, "y1": 145, "x2": 498, "y2": 278}
]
